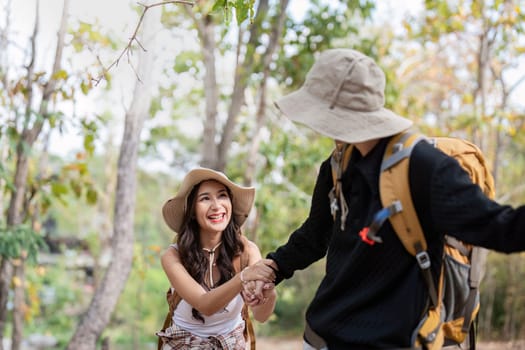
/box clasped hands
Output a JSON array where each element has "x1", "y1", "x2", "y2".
[{"x1": 240, "y1": 258, "x2": 276, "y2": 306}]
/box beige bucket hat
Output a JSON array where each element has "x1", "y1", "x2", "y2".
[
  {"x1": 162, "y1": 167, "x2": 255, "y2": 233},
  {"x1": 275, "y1": 49, "x2": 412, "y2": 143}
]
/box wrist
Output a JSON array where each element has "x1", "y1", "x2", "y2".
[
  {"x1": 240, "y1": 267, "x2": 249, "y2": 284},
  {"x1": 268, "y1": 262, "x2": 279, "y2": 274}
]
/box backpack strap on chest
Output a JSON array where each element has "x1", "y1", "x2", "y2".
[
  {"x1": 379, "y1": 131, "x2": 439, "y2": 308},
  {"x1": 379, "y1": 131, "x2": 448, "y2": 349}
]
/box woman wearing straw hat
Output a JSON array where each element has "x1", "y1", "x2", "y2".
[{"x1": 156, "y1": 167, "x2": 276, "y2": 349}]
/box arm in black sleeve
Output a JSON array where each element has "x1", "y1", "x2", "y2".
[
  {"x1": 411, "y1": 141, "x2": 525, "y2": 253},
  {"x1": 267, "y1": 158, "x2": 335, "y2": 284}
]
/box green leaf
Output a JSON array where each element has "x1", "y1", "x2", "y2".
[
  {"x1": 51, "y1": 70, "x2": 68, "y2": 80},
  {"x1": 70, "y1": 179, "x2": 82, "y2": 197},
  {"x1": 211, "y1": 0, "x2": 226, "y2": 13},
  {"x1": 80, "y1": 81, "x2": 90, "y2": 95},
  {"x1": 86, "y1": 188, "x2": 98, "y2": 204},
  {"x1": 0, "y1": 225, "x2": 46, "y2": 262},
  {"x1": 173, "y1": 51, "x2": 200, "y2": 74},
  {"x1": 84, "y1": 134, "x2": 95, "y2": 156},
  {"x1": 51, "y1": 182, "x2": 69, "y2": 197},
  {"x1": 235, "y1": 0, "x2": 249, "y2": 24}
]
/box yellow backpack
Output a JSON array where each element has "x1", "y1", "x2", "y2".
[{"x1": 330, "y1": 130, "x2": 495, "y2": 350}]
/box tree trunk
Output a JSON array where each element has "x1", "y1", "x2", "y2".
[
  {"x1": 65, "y1": 3, "x2": 160, "y2": 349},
  {"x1": 243, "y1": 0, "x2": 289, "y2": 241},
  {"x1": 10, "y1": 261, "x2": 25, "y2": 350},
  {"x1": 216, "y1": 0, "x2": 270, "y2": 171},
  {"x1": 7, "y1": 1, "x2": 68, "y2": 348},
  {"x1": 0, "y1": 260, "x2": 13, "y2": 350},
  {"x1": 244, "y1": 0, "x2": 289, "y2": 186},
  {"x1": 0, "y1": 0, "x2": 66, "y2": 344},
  {"x1": 0, "y1": 0, "x2": 12, "y2": 86},
  {"x1": 1, "y1": 66, "x2": 35, "y2": 344},
  {"x1": 191, "y1": 0, "x2": 274, "y2": 171}
]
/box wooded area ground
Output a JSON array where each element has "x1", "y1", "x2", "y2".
[
  {"x1": 257, "y1": 337, "x2": 525, "y2": 349},
  {"x1": 6, "y1": 336, "x2": 525, "y2": 349}
]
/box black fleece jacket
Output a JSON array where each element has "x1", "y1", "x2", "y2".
[{"x1": 267, "y1": 137, "x2": 525, "y2": 349}]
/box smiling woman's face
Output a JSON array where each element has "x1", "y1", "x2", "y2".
[{"x1": 194, "y1": 180, "x2": 232, "y2": 236}]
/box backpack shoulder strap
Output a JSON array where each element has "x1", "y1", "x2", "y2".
[
  {"x1": 379, "y1": 131, "x2": 428, "y2": 255},
  {"x1": 157, "y1": 287, "x2": 182, "y2": 350},
  {"x1": 158, "y1": 246, "x2": 183, "y2": 350},
  {"x1": 330, "y1": 143, "x2": 353, "y2": 190},
  {"x1": 329, "y1": 143, "x2": 353, "y2": 229},
  {"x1": 379, "y1": 131, "x2": 439, "y2": 307},
  {"x1": 380, "y1": 131, "x2": 447, "y2": 349}
]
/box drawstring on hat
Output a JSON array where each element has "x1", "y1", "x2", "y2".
[{"x1": 203, "y1": 241, "x2": 222, "y2": 287}]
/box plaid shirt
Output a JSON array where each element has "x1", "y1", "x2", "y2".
[{"x1": 157, "y1": 322, "x2": 246, "y2": 350}]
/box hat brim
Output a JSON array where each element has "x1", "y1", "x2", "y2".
[
  {"x1": 276, "y1": 87, "x2": 413, "y2": 143},
  {"x1": 162, "y1": 168, "x2": 255, "y2": 233}
]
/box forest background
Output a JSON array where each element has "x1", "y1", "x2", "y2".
[{"x1": 1, "y1": 0, "x2": 525, "y2": 349}]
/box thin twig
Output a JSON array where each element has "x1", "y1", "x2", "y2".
[{"x1": 93, "y1": 0, "x2": 194, "y2": 85}]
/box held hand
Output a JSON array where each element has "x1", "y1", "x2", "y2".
[
  {"x1": 258, "y1": 281, "x2": 275, "y2": 305},
  {"x1": 241, "y1": 260, "x2": 276, "y2": 283},
  {"x1": 241, "y1": 280, "x2": 261, "y2": 306},
  {"x1": 239, "y1": 259, "x2": 277, "y2": 305},
  {"x1": 242, "y1": 280, "x2": 275, "y2": 305}
]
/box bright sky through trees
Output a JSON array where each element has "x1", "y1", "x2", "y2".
[{"x1": 4, "y1": 0, "x2": 422, "y2": 159}]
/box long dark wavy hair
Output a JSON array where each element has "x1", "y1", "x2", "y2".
[{"x1": 177, "y1": 180, "x2": 245, "y2": 323}]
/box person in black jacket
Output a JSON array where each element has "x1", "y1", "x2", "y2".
[{"x1": 244, "y1": 48, "x2": 525, "y2": 349}]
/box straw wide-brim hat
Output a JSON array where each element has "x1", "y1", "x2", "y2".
[
  {"x1": 275, "y1": 49, "x2": 413, "y2": 144},
  {"x1": 162, "y1": 167, "x2": 255, "y2": 233}
]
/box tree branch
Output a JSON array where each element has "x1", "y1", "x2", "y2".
[{"x1": 93, "y1": 0, "x2": 194, "y2": 85}]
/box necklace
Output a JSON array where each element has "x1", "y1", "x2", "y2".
[{"x1": 202, "y1": 241, "x2": 222, "y2": 287}]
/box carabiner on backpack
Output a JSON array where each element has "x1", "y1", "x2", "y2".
[{"x1": 359, "y1": 201, "x2": 403, "y2": 245}]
